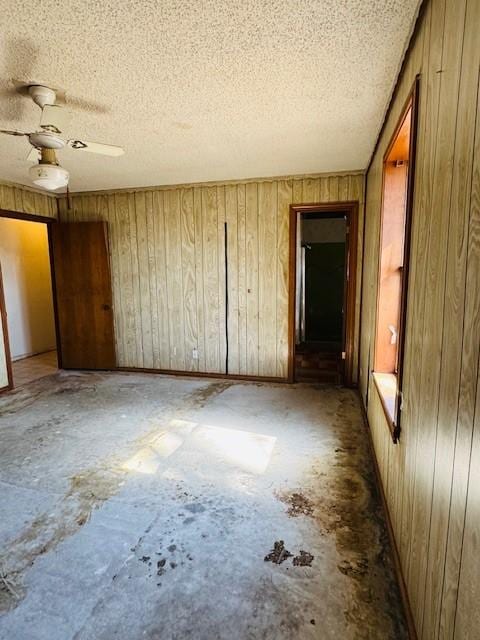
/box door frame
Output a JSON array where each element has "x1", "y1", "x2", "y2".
[
  {"x1": 0, "y1": 208, "x2": 62, "y2": 393},
  {"x1": 288, "y1": 201, "x2": 359, "y2": 386}
]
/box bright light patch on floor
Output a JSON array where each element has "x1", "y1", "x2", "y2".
[
  {"x1": 121, "y1": 419, "x2": 275, "y2": 475},
  {"x1": 150, "y1": 431, "x2": 184, "y2": 458},
  {"x1": 194, "y1": 424, "x2": 276, "y2": 474},
  {"x1": 122, "y1": 447, "x2": 161, "y2": 474},
  {"x1": 122, "y1": 431, "x2": 185, "y2": 474}
]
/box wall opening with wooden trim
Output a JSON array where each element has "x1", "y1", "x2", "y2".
[
  {"x1": 0, "y1": 210, "x2": 59, "y2": 392},
  {"x1": 288, "y1": 202, "x2": 358, "y2": 386},
  {"x1": 372, "y1": 81, "x2": 418, "y2": 441}
]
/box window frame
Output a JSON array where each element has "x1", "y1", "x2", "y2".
[{"x1": 373, "y1": 77, "x2": 419, "y2": 443}]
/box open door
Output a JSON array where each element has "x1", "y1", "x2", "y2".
[{"x1": 51, "y1": 221, "x2": 116, "y2": 370}]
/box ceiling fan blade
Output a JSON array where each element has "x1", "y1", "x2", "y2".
[
  {"x1": 0, "y1": 129, "x2": 27, "y2": 136},
  {"x1": 65, "y1": 95, "x2": 109, "y2": 114},
  {"x1": 67, "y1": 139, "x2": 124, "y2": 156},
  {"x1": 40, "y1": 104, "x2": 70, "y2": 135},
  {"x1": 27, "y1": 146, "x2": 40, "y2": 162}
]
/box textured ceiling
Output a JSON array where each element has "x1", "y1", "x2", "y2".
[{"x1": 0, "y1": 0, "x2": 420, "y2": 193}]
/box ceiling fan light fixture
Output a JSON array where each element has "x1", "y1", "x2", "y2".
[{"x1": 29, "y1": 163, "x2": 69, "y2": 191}]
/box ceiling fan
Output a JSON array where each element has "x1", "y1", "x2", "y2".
[{"x1": 0, "y1": 84, "x2": 124, "y2": 191}]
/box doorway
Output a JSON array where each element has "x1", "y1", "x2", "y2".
[
  {"x1": 0, "y1": 212, "x2": 59, "y2": 390},
  {"x1": 288, "y1": 202, "x2": 358, "y2": 386}
]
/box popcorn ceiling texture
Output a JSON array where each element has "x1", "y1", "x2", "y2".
[{"x1": 0, "y1": 0, "x2": 419, "y2": 192}]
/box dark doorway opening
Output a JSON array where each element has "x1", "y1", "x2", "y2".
[{"x1": 288, "y1": 202, "x2": 358, "y2": 386}]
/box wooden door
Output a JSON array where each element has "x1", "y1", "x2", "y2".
[{"x1": 51, "y1": 221, "x2": 116, "y2": 369}]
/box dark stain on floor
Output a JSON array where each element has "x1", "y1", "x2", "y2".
[
  {"x1": 307, "y1": 393, "x2": 407, "y2": 639},
  {"x1": 0, "y1": 377, "x2": 407, "y2": 638},
  {"x1": 0, "y1": 377, "x2": 231, "y2": 614},
  {"x1": 292, "y1": 551, "x2": 314, "y2": 567},
  {"x1": 276, "y1": 491, "x2": 315, "y2": 517},
  {"x1": 264, "y1": 540, "x2": 292, "y2": 564},
  {"x1": 187, "y1": 381, "x2": 232, "y2": 408}
]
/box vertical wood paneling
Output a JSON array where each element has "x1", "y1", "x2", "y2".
[
  {"x1": 145, "y1": 191, "x2": 160, "y2": 367},
  {"x1": 245, "y1": 182, "x2": 259, "y2": 376},
  {"x1": 193, "y1": 187, "x2": 206, "y2": 373},
  {"x1": 225, "y1": 184, "x2": 239, "y2": 374},
  {"x1": 104, "y1": 194, "x2": 124, "y2": 365},
  {"x1": 455, "y1": 367, "x2": 480, "y2": 640},
  {"x1": 0, "y1": 183, "x2": 56, "y2": 218},
  {"x1": 258, "y1": 182, "x2": 277, "y2": 377},
  {"x1": 180, "y1": 188, "x2": 197, "y2": 371},
  {"x1": 135, "y1": 191, "x2": 154, "y2": 368},
  {"x1": 425, "y1": 1, "x2": 479, "y2": 634},
  {"x1": 202, "y1": 186, "x2": 220, "y2": 373},
  {"x1": 128, "y1": 193, "x2": 143, "y2": 367},
  {"x1": 449, "y1": 76, "x2": 480, "y2": 637},
  {"x1": 115, "y1": 193, "x2": 136, "y2": 366},
  {"x1": 303, "y1": 177, "x2": 317, "y2": 202},
  {"x1": 328, "y1": 175, "x2": 339, "y2": 201},
  {"x1": 237, "y1": 184, "x2": 248, "y2": 375},
  {"x1": 292, "y1": 178, "x2": 303, "y2": 203},
  {"x1": 165, "y1": 189, "x2": 185, "y2": 370},
  {"x1": 217, "y1": 186, "x2": 227, "y2": 373},
  {"x1": 359, "y1": 0, "x2": 480, "y2": 638},
  {"x1": 409, "y1": 0, "x2": 464, "y2": 629},
  {"x1": 153, "y1": 191, "x2": 170, "y2": 368},
  {"x1": 397, "y1": 1, "x2": 431, "y2": 569},
  {"x1": 58, "y1": 172, "x2": 363, "y2": 379},
  {"x1": 276, "y1": 180, "x2": 292, "y2": 377}
]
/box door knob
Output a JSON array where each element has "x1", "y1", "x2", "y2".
[{"x1": 102, "y1": 304, "x2": 111, "y2": 311}]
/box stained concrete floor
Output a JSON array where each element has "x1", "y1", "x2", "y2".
[{"x1": 0, "y1": 371, "x2": 407, "y2": 640}]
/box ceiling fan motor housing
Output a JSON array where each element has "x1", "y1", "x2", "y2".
[
  {"x1": 28, "y1": 85, "x2": 56, "y2": 109},
  {"x1": 29, "y1": 131, "x2": 65, "y2": 149}
]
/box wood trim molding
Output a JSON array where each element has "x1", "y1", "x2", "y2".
[
  {"x1": 287, "y1": 201, "x2": 359, "y2": 386},
  {"x1": 371, "y1": 77, "x2": 420, "y2": 442},
  {"x1": 372, "y1": 372, "x2": 398, "y2": 441},
  {"x1": 115, "y1": 367, "x2": 287, "y2": 384},
  {"x1": 0, "y1": 260, "x2": 13, "y2": 393},
  {"x1": 56, "y1": 170, "x2": 365, "y2": 199},
  {"x1": 0, "y1": 208, "x2": 57, "y2": 224},
  {"x1": 394, "y1": 77, "x2": 420, "y2": 437}
]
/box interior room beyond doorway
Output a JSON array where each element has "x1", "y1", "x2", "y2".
[
  {"x1": 294, "y1": 211, "x2": 348, "y2": 384},
  {"x1": 0, "y1": 216, "x2": 58, "y2": 388}
]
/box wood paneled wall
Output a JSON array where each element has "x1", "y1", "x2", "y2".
[
  {"x1": 58, "y1": 173, "x2": 364, "y2": 379},
  {"x1": 359, "y1": 0, "x2": 480, "y2": 638},
  {"x1": 0, "y1": 182, "x2": 57, "y2": 219}
]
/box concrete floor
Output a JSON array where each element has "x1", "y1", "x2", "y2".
[{"x1": 0, "y1": 371, "x2": 407, "y2": 640}]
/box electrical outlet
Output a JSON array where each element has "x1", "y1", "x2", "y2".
[
  {"x1": 173, "y1": 347, "x2": 177, "y2": 356},
  {"x1": 192, "y1": 348, "x2": 199, "y2": 360}
]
